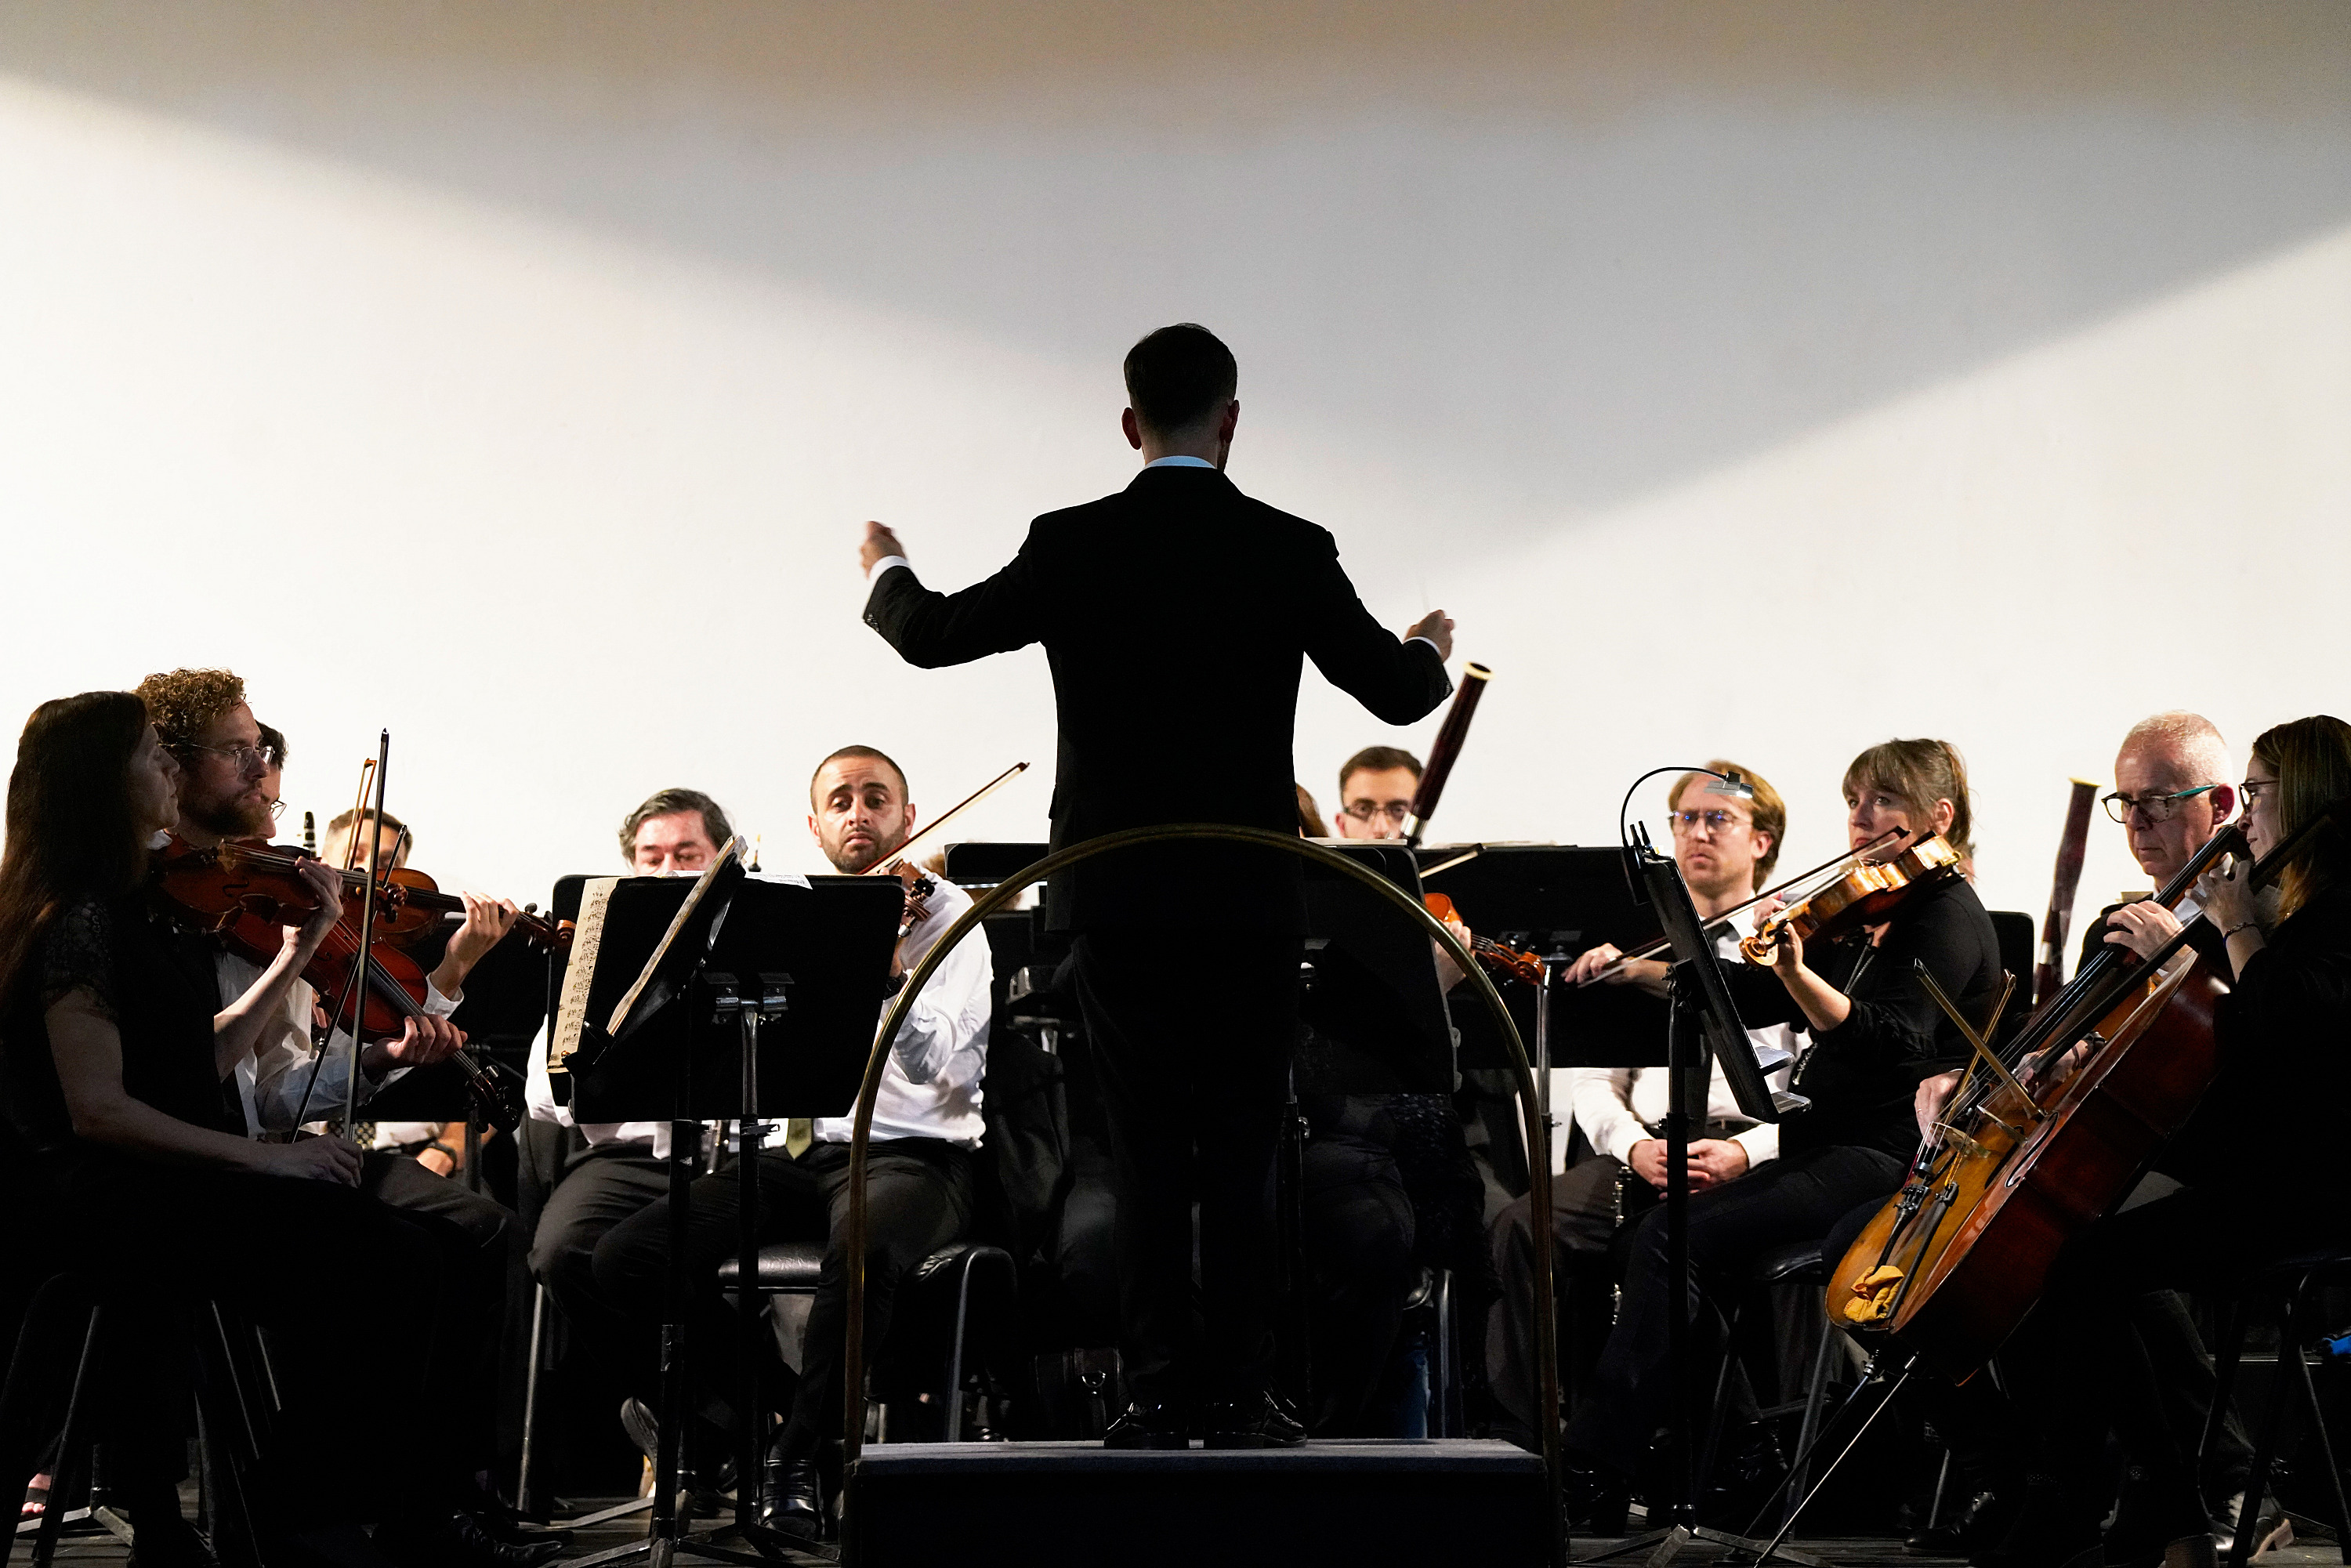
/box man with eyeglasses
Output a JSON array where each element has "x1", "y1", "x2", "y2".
[
  {"x1": 131, "y1": 667, "x2": 562, "y2": 1563},
  {"x1": 2016, "y1": 712, "x2": 2271, "y2": 1559},
  {"x1": 1331, "y1": 746, "x2": 1422, "y2": 839},
  {"x1": 1483, "y1": 760, "x2": 1795, "y2": 1455},
  {"x1": 2079, "y1": 712, "x2": 2241, "y2": 975}
]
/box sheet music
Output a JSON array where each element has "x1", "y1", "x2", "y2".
[{"x1": 547, "y1": 876, "x2": 618, "y2": 1077}]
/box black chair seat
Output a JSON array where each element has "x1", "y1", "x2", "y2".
[
  {"x1": 2247, "y1": 1248, "x2": 2351, "y2": 1291},
  {"x1": 715, "y1": 1240, "x2": 1010, "y2": 1293},
  {"x1": 910, "y1": 1242, "x2": 1000, "y2": 1291},
  {"x1": 715, "y1": 1242, "x2": 827, "y2": 1291},
  {"x1": 1749, "y1": 1240, "x2": 1826, "y2": 1285}
]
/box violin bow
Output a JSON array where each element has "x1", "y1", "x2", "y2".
[
  {"x1": 293, "y1": 737, "x2": 395, "y2": 1133},
  {"x1": 1576, "y1": 827, "x2": 1910, "y2": 987},
  {"x1": 861, "y1": 761, "x2": 1030, "y2": 878},
  {"x1": 1401, "y1": 664, "x2": 1491, "y2": 849}
]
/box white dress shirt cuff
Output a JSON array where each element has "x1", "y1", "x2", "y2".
[
  {"x1": 1406, "y1": 636, "x2": 1441, "y2": 657},
  {"x1": 866, "y1": 554, "x2": 911, "y2": 582}
]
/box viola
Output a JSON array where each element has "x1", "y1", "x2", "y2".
[
  {"x1": 1422, "y1": 892, "x2": 1545, "y2": 987},
  {"x1": 150, "y1": 836, "x2": 526, "y2": 1132},
  {"x1": 1739, "y1": 832, "x2": 1964, "y2": 965}
]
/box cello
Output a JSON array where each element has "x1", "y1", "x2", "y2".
[{"x1": 1824, "y1": 810, "x2": 2336, "y2": 1374}]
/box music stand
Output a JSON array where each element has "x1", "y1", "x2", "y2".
[
  {"x1": 1418, "y1": 844, "x2": 1673, "y2": 1184},
  {"x1": 1580, "y1": 824, "x2": 1811, "y2": 1567},
  {"x1": 553, "y1": 864, "x2": 900, "y2": 1567}
]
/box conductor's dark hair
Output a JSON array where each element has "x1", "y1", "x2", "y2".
[
  {"x1": 1123, "y1": 323, "x2": 1237, "y2": 437},
  {"x1": 618, "y1": 788, "x2": 734, "y2": 864},
  {"x1": 809, "y1": 745, "x2": 911, "y2": 808}
]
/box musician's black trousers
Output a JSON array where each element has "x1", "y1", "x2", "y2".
[
  {"x1": 1070, "y1": 931, "x2": 1301, "y2": 1407},
  {"x1": 592, "y1": 1139, "x2": 973, "y2": 1461},
  {"x1": 363, "y1": 1150, "x2": 523, "y2": 1479},
  {"x1": 1563, "y1": 1143, "x2": 1904, "y2": 1482},
  {"x1": 2012, "y1": 1186, "x2": 2346, "y2": 1539},
  {"x1": 530, "y1": 1144, "x2": 671, "y2": 1395},
  {"x1": 1487, "y1": 1151, "x2": 1664, "y2": 1448},
  {"x1": 50, "y1": 1157, "x2": 462, "y2": 1528},
  {"x1": 1301, "y1": 1131, "x2": 1416, "y2": 1436}
]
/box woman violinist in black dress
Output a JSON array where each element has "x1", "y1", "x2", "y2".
[
  {"x1": 0, "y1": 692, "x2": 537, "y2": 1568},
  {"x1": 1563, "y1": 738, "x2": 2003, "y2": 1515},
  {"x1": 1989, "y1": 715, "x2": 2351, "y2": 1568}
]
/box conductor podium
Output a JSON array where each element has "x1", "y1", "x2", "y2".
[
  {"x1": 819, "y1": 838, "x2": 1555, "y2": 1567},
  {"x1": 844, "y1": 1439, "x2": 1549, "y2": 1566}
]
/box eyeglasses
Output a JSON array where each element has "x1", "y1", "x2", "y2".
[
  {"x1": 2241, "y1": 778, "x2": 2277, "y2": 805},
  {"x1": 2102, "y1": 784, "x2": 2218, "y2": 824},
  {"x1": 1668, "y1": 809, "x2": 1748, "y2": 835},
  {"x1": 1341, "y1": 802, "x2": 1412, "y2": 824},
  {"x1": 175, "y1": 740, "x2": 282, "y2": 772}
]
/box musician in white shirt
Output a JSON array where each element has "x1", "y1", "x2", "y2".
[
  {"x1": 589, "y1": 748, "x2": 991, "y2": 1541},
  {"x1": 1483, "y1": 760, "x2": 1791, "y2": 1449},
  {"x1": 516, "y1": 784, "x2": 741, "y2": 1444}
]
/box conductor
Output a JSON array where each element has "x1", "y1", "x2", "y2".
[{"x1": 859, "y1": 322, "x2": 1455, "y2": 1447}]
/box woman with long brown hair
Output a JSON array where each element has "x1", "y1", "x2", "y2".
[
  {"x1": 1991, "y1": 716, "x2": 2351, "y2": 1568},
  {"x1": 0, "y1": 693, "x2": 540, "y2": 1568}
]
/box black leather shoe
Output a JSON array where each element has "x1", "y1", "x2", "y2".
[
  {"x1": 378, "y1": 1510, "x2": 567, "y2": 1568},
  {"x1": 753, "y1": 1453, "x2": 825, "y2": 1540},
  {"x1": 1909, "y1": 1488, "x2": 2023, "y2": 1556},
  {"x1": 1201, "y1": 1391, "x2": 1306, "y2": 1450},
  {"x1": 457, "y1": 1483, "x2": 573, "y2": 1552},
  {"x1": 618, "y1": 1396, "x2": 735, "y2": 1513},
  {"x1": 1103, "y1": 1400, "x2": 1192, "y2": 1450},
  {"x1": 1560, "y1": 1461, "x2": 1630, "y2": 1537}
]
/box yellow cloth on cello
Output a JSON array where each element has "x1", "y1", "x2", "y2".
[{"x1": 1843, "y1": 1265, "x2": 1906, "y2": 1324}]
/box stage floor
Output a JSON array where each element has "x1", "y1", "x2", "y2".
[{"x1": 10, "y1": 1497, "x2": 2345, "y2": 1566}]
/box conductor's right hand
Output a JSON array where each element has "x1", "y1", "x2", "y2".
[
  {"x1": 252, "y1": 1135, "x2": 364, "y2": 1186},
  {"x1": 1407, "y1": 610, "x2": 1454, "y2": 661},
  {"x1": 860, "y1": 521, "x2": 907, "y2": 576}
]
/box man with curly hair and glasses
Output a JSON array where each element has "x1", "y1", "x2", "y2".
[{"x1": 130, "y1": 667, "x2": 563, "y2": 1559}]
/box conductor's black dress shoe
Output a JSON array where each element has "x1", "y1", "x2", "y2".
[
  {"x1": 752, "y1": 1453, "x2": 825, "y2": 1540},
  {"x1": 1201, "y1": 1391, "x2": 1306, "y2": 1450},
  {"x1": 1103, "y1": 1400, "x2": 1192, "y2": 1450}
]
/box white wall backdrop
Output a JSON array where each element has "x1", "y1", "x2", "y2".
[{"x1": 2, "y1": 2, "x2": 2346, "y2": 957}]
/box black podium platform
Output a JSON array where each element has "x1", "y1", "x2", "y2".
[{"x1": 842, "y1": 1439, "x2": 1549, "y2": 1566}]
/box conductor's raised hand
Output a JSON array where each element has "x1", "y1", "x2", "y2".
[
  {"x1": 1406, "y1": 610, "x2": 1454, "y2": 662},
  {"x1": 860, "y1": 522, "x2": 907, "y2": 576}
]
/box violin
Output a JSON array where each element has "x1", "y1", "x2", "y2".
[
  {"x1": 157, "y1": 838, "x2": 570, "y2": 954},
  {"x1": 150, "y1": 836, "x2": 527, "y2": 1132},
  {"x1": 891, "y1": 861, "x2": 937, "y2": 938},
  {"x1": 1422, "y1": 892, "x2": 1545, "y2": 987},
  {"x1": 1739, "y1": 831, "x2": 1964, "y2": 965}
]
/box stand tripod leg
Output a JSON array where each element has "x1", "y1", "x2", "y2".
[{"x1": 1735, "y1": 1367, "x2": 1914, "y2": 1566}]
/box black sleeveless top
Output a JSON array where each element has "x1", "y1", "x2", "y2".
[{"x1": 1, "y1": 893, "x2": 241, "y2": 1161}]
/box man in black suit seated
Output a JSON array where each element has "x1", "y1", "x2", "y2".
[{"x1": 861, "y1": 321, "x2": 1455, "y2": 1447}]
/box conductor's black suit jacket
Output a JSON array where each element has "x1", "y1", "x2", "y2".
[{"x1": 864, "y1": 463, "x2": 1452, "y2": 932}]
